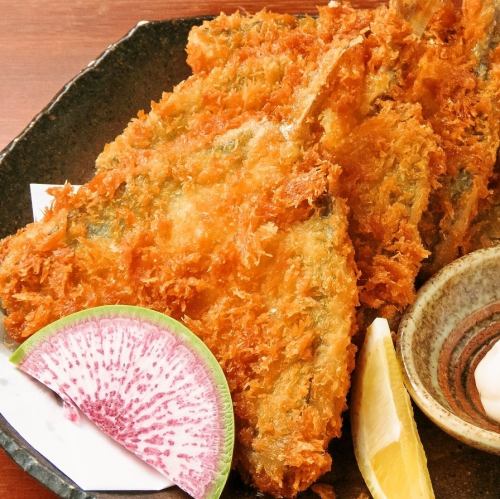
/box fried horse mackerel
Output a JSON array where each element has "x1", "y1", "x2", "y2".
[
  {"x1": 0, "y1": 13, "x2": 359, "y2": 497},
  {"x1": 1, "y1": 1, "x2": 499, "y2": 497}
]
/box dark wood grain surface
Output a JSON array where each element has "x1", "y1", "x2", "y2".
[{"x1": 0, "y1": 1, "x2": 382, "y2": 498}]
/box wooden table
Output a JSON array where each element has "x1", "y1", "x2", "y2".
[{"x1": 0, "y1": 1, "x2": 381, "y2": 497}]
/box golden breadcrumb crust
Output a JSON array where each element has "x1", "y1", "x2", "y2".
[
  {"x1": 0, "y1": 18, "x2": 359, "y2": 495},
  {"x1": 1, "y1": 1, "x2": 499, "y2": 496}
]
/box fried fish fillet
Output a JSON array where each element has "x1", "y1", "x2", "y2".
[
  {"x1": 2, "y1": 2, "x2": 498, "y2": 496},
  {"x1": 0, "y1": 18, "x2": 358, "y2": 497},
  {"x1": 188, "y1": 4, "x2": 442, "y2": 324},
  {"x1": 319, "y1": 0, "x2": 499, "y2": 308},
  {"x1": 413, "y1": 0, "x2": 500, "y2": 275},
  {"x1": 327, "y1": 0, "x2": 498, "y2": 310},
  {"x1": 327, "y1": 101, "x2": 441, "y2": 320}
]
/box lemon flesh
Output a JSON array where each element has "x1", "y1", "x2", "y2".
[{"x1": 351, "y1": 318, "x2": 434, "y2": 499}]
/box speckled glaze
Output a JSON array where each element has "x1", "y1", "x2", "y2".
[
  {"x1": 1, "y1": 16, "x2": 499, "y2": 499},
  {"x1": 398, "y1": 247, "x2": 500, "y2": 455}
]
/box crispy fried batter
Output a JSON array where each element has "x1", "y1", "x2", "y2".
[
  {"x1": 318, "y1": 0, "x2": 499, "y2": 309},
  {"x1": 0, "y1": 125, "x2": 358, "y2": 497},
  {"x1": 1, "y1": 2, "x2": 499, "y2": 497},
  {"x1": 390, "y1": 0, "x2": 445, "y2": 36},
  {"x1": 413, "y1": 0, "x2": 500, "y2": 275},
  {"x1": 188, "y1": 4, "x2": 440, "y2": 325},
  {"x1": 0, "y1": 14, "x2": 359, "y2": 496},
  {"x1": 328, "y1": 102, "x2": 441, "y2": 319}
]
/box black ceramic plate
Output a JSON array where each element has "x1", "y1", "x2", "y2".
[{"x1": 0, "y1": 17, "x2": 499, "y2": 499}]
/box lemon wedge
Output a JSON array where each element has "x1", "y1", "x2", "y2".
[{"x1": 351, "y1": 318, "x2": 434, "y2": 499}]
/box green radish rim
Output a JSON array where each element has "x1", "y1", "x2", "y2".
[{"x1": 10, "y1": 305, "x2": 235, "y2": 499}]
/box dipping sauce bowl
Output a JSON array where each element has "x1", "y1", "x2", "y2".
[{"x1": 397, "y1": 246, "x2": 500, "y2": 455}]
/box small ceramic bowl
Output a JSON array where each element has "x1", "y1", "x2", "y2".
[{"x1": 397, "y1": 246, "x2": 500, "y2": 455}]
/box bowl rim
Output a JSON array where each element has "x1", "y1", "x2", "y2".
[{"x1": 397, "y1": 246, "x2": 500, "y2": 455}]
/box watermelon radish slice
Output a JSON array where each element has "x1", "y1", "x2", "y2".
[{"x1": 10, "y1": 305, "x2": 234, "y2": 499}]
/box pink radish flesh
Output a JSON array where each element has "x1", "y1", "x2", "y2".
[{"x1": 13, "y1": 309, "x2": 234, "y2": 499}]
